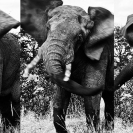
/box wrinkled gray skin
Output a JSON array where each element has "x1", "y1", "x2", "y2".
[
  {"x1": 21, "y1": 0, "x2": 114, "y2": 132},
  {"x1": 0, "y1": 10, "x2": 20, "y2": 130},
  {"x1": 114, "y1": 15, "x2": 133, "y2": 91}
]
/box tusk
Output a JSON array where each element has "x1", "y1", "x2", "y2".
[
  {"x1": 23, "y1": 65, "x2": 31, "y2": 78},
  {"x1": 63, "y1": 64, "x2": 72, "y2": 81},
  {"x1": 22, "y1": 55, "x2": 40, "y2": 78}
]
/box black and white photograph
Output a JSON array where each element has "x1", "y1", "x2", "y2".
[{"x1": 0, "y1": 0, "x2": 132, "y2": 132}]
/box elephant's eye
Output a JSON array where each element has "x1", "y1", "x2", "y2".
[
  {"x1": 77, "y1": 34, "x2": 83, "y2": 42},
  {"x1": 46, "y1": 22, "x2": 50, "y2": 31}
]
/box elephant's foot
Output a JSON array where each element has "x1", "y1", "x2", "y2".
[
  {"x1": 54, "y1": 123, "x2": 68, "y2": 133},
  {"x1": 85, "y1": 113, "x2": 100, "y2": 132},
  {"x1": 102, "y1": 91, "x2": 114, "y2": 130},
  {"x1": 105, "y1": 107, "x2": 114, "y2": 130},
  {"x1": 53, "y1": 118, "x2": 68, "y2": 133},
  {"x1": 2, "y1": 124, "x2": 19, "y2": 133},
  {"x1": 86, "y1": 122, "x2": 100, "y2": 132},
  {"x1": 103, "y1": 111, "x2": 114, "y2": 131},
  {"x1": 105, "y1": 119, "x2": 114, "y2": 131},
  {"x1": 2, "y1": 111, "x2": 20, "y2": 129},
  {"x1": 0, "y1": 100, "x2": 20, "y2": 130},
  {"x1": 53, "y1": 108, "x2": 68, "y2": 133},
  {"x1": 84, "y1": 96, "x2": 101, "y2": 132}
]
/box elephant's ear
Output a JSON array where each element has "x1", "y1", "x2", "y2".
[
  {"x1": 0, "y1": 10, "x2": 20, "y2": 38},
  {"x1": 121, "y1": 14, "x2": 133, "y2": 46},
  {"x1": 85, "y1": 7, "x2": 114, "y2": 60}
]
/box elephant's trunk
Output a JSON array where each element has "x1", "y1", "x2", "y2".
[
  {"x1": 52, "y1": 74, "x2": 103, "y2": 96},
  {"x1": 126, "y1": 25, "x2": 133, "y2": 46},
  {"x1": 114, "y1": 60, "x2": 133, "y2": 91},
  {"x1": 44, "y1": 39, "x2": 71, "y2": 76}
]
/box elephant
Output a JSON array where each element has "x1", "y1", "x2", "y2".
[
  {"x1": 0, "y1": 10, "x2": 20, "y2": 130},
  {"x1": 21, "y1": 0, "x2": 114, "y2": 132},
  {"x1": 114, "y1": 14, "x2": 133, "y2": 90}
]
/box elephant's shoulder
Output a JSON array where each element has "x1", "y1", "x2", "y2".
[
  {"x1": 1, "y1": 33, "x2": 20, "y2": 53},
  {"x1": 0, "y1": 33, "x2": 20, "y2": 65}
]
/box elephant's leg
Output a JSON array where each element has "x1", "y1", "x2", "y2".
[
  {"x1": 53, "y1": 85, "x2": 71, "y2": 133},
  {"x1": 83, "y1": 93, "x2": 102, "y2": 131},
  {"x1": 80, "y1": 56, "x2": 107, "y2": 131},
  {"x1": 11, "y1": 79, "x2": 20, "y2": 128},
  {"x1": 102, "y1": 91, "x2": 114, "y2": 130},
  {"x1": 9, "y1": 100, "x2": 20, "y2": 128},
  {"x1": 0, "y1": 54, "x2": 3, "y2": 94},
  {"x1": 0, "y1": 94, "x2": 13, "y2": 129},
  {"x1": 1, "y1": 99, "x2": 20, "y2": 131}
]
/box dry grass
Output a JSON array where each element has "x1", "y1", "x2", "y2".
[
  {"x1": 0, "y1": 123, "x2": 20, "y2": 133},
  {"x1": 1, "y1": 99, "x2": 133, "y2": 133},
  {"x1": 1, "y1": 111, "x2": 132, "y2": 133},
  {"x1": 21, "y1": 111, "x2": 99, "y2": 133},
  {"x1": 0, "y1": 116, "x2": 20, "y2": 133},
  {"x1": 20, "y1": 111, "x2": 133, "y2": 133},
  {"x1": 20, "y1": 99, "x2": 133, "y2": 133},
  {"x1": 20, "y1": 98, "x2": 105, "y2": 133}
]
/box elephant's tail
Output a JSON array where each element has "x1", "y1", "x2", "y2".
[{"x1": 23, "y1": 54, "x2": 40, "y2": 78}]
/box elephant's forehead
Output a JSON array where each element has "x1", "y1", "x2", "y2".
[
  {"x1": 49, "y1": 8, "x2": 82, "y2": 31},
  {"x1": 51, "y1": 10, "x2": 78, "y2": 20},
  {"x1": 50, "y1": 19, "x2": 80, "y2": 33},
  {"x1": 49, "y1": 15, "x2": 81, "y2": 34},
  {"x1": 50, "y1": 5, "x2": 87, "y2": 18}
]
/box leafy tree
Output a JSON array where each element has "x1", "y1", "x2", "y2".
[{"x1": 19, "y1": 29, "x2": 53, "y2": 115}]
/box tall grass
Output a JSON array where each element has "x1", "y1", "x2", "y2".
[
  {"x1": 20, "y1": 98, "x2": 106, "y2": 133},
  {"x1": 21, "y1": 110, "x2": 133, "y2": 133},
  {"x1": 0, "y1": 116, "x2": 20, "y2": 133},
  {"x1": 1, "y1": 96, "x2": 133, "y2": 132},
  {"x1": 0, "y1": 122, "x2": 20, "y2": 133},
  {"x1": 20, "y1": 97, "x2": 133, "y2": 133}
]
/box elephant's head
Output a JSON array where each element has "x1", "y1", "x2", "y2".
[
  {"x1": 38, "y1": 6, "x2": 113, "y2": 77},
  {"x1": 0, "y1": 10, "x2": 20, "y2": 38},
  {"x1": 39, "y1": 5, "x2": 95, "y2": 76},
  {"x1": 121, "y1": 14, "x2": 133, "y2": 46}
]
